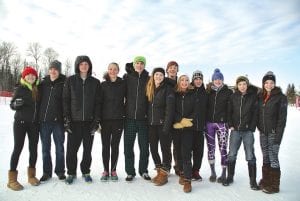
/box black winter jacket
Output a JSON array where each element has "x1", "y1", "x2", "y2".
[
  {"x1": 257, "y1": 87, "x2": 287, "y2": 143},
  {"x1": 147, "y1": 82, "x2": 175, "y2": 133},
  {"x1": 206, "y1": 84, "x2": 233, "y2": 123},
  {"x1": 193, "y1": 85, "x2": 208, "y2": 131},
  {"x1": 38, "y1": 74, "x2": 66, "y2": 123},
  {"x1": 228, "y1": 85, "x2": 258, "y2": 132},
  {"x1": 165, "y1": 77, "x2": 177, "y2": 88},
  {"x1": 100, "y1": 77, "x2": 126, "y2": 120},
  {"x1": 63, "y1": 74, "x2": 101, "y2": 122},
  {"x1": 174, "y1": 89, "x2": 199, "y2": 130},
  {"x1": 124, "y1": 70, "x2": 149, "y2": 120},
  {"x1": 10, "y1": 84, "x2": 38, "y2": 123}
]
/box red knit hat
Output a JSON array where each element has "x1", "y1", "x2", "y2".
[{"x1": 22, "y1": 66, "x2": 38, "y2": 79}]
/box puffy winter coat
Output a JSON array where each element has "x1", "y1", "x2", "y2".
[
  {"x1": 165, "y1": 77, "x2": 177, "y2": 88},
  {"x1": 206, "y1": 84, "x2": 233, "y2": 123},
  {"x1": 38, "y1": 74, "x2": 66, "y2": 122},
  {"x1": 124, "y1": 70, "x2": 149, "y2": 120},
  {"x1": 228, "y1": 85, "x2": 258, "y2": 132},
  {"x1": 193, "y1": 85, "x2": 208, "y2": 131},
  {"x1": 257, "y1": 87, "x2": 287, "y2": 143},
  {"x1": 100, "y1": 77, "x2": 126, "y2": 120},
  {"x1": 10, "y1": 83, "x2": 38, "y2": 123},
  {"x1": 147, "y1": 82, "x2": 175, "y2": 133},
  {"x1": 174, "y1": 89, "x2": 199, "y2": 130}
]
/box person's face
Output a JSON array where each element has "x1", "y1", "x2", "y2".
[
  {"x1": 79, "y1": 62, "x2": 89, "y2": 73},
  {"x1": 213, "y1": 79, "x2": 223, "y2": 88},
  {"x1": 154, "y1": 72, "x2": 164, "y2": 86},
  {"x1": 179, "y1": 76, "x2": 189, "y2": 90},
  {"x1": 167, "y1": 65, "x2": 178, "y2": 78},
  {"x1": 193, "y1": 78, "x2": 203, "y2": 88},
  {"x1": 264, "y1": 80, "x2": 275, "y2": 92},
  {"x1": 237, "y1": 81, "x2": 248, "y2": 94},
  {"x1": 24, "y1": 74, "x2": 36, "y2": 84},
  {"x1": 49, "y1": 68, "x2": 59, "y2": 80},
  {"x1": 108, "y1": 64, "x2": 119, "y2": 79},
  {"x1": 134, "y1": 61, "x2": 145, "y2": 74}
]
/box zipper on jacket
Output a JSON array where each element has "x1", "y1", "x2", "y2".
[
  {"x1": 151, "y1": 98, "x2": 154, "y2": 125},
  {"x1": 32, "y1": 102, "x2": 37, "y2": 123},
  {"x1": 82, "y1": 80, "x2": 85, "y2": 121},
  {"x1": 262, "y1": 104, "x2": 266, "y2": 134},
  {"x1": 238, "y1": 95, "x2": 243, "y2": 130},
  {"x1": 212, "y1": 91, "x2": 219, "y2": 122},
  {"x1": 134, "y1": 74, "x2": 140, "y2": 119},
  {"x1": 43, "y1": 86, "x2": 53, "y2": 121},
  {"x1": 181, "y1": 95, "x2": 185, "y2": 118}
]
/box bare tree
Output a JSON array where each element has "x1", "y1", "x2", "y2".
[
  {"x1": 11, "y1": 53, "x2": 22, "y2": 84},
  {"x1": 64, "y1": 58, "x2": 72, "y2": 77},
  {"x1": 27, "y1": 42, "x2": 42, "y2": 72},
  {"x1": 44, "y1": 47, "x2": 59, "y2": 67}
]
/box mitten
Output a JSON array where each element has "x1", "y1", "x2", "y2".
[
  {"x1": 180, "y1": 118, "x2": 193, "y2": 127},
  {"x1": 173, "y1": 122, "x2": 184, "y2": 129}
]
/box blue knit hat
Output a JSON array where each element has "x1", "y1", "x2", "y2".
[{"x1": 212, "y1": 68, "x2": 224, "y2": 81}]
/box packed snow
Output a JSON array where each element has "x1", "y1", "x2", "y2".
[{"x1": 0, "y1": 97, "x2": 299, "y2": 201}]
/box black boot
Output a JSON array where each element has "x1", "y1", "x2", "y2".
[
  {"x1": 223, "y1": 161, "x2": 236, "y2": 186},
  {"x1": 248, "y1": 163, "x2": 260, "y2": 190}
]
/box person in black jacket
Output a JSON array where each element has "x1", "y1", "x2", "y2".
[
  {"x1": 257, "y1": 71, "x2": 287, "y2": 194},
  {"x1": 100, "y1": 62, "x2": 126, "y2": 181},
  {"x1": 8, "y1": 66, "x2": 40, "y2": 191},
  {"x1": 173, "y1": 75, "x2": 199, "y2": 193},
  {"x1": 205, "y1": 68, "x2": 232, "y2": 184},
  {"x1": 38, "y1": 60, "x2": 66, "y2": 182},
  {"x1": 223, "y1": 76, "x2": 259, "y2": 190},
  {"x1": 123, "y1": 56, "x2": 150, "y2": 181},
  {"x1": 63, "y1": 55, "x2": 101, "y2": 184},
  {"x1": 146, "y1": 67, "x2": 175, "y2": 186},
  {"x1": 190, "y1": 70, "x2": 207, "y2": 181}
]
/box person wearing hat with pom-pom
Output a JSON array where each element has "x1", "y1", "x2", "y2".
[
  {"x1": 257, "y1": 71, "x2": 287, "y2": 194},
  {"x1": 8, "y1": 66, "x2": 40, "y2": 190},
  {"x1": 205, "y1": 68, "x2": 232, "y2": 184}
]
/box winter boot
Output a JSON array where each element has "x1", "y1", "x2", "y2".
[
  {"x1": 223, "y1": 161, "x2": 236, "y2": 186},
  {"x1": 209, "y1": 163, "x2": 217, "y2": 182},
  {"x1": 154, "y1": 168, "x2": 168, "y2": 186},
  {"x1": 179, "y1": 172, "x2": 185, "y2": 185},
  {"x1": 7, "y1": 170, "x2": 24, "y2": 191},
  {"x1": 192, "y1": 170, "x2": 202, "y2": 181},
  {"x1": 263, "y1": 168, "x2": 280, "y2": 194},
  {"x1": 248, "y1": 163, "x2": 260, "y2": 190},
  {"x1": 151, "y1": 168, "x2": 161, "y2": 184},
  {"x1": 183, "y1": 179, "x2": 192, "y2": 193},
  {"x1": 27, "y1": 167, "x2": 40, "y2": 186},
  {"x1": 259, "y1": 163, "x2": 270, "y2": 189},
  {"x1": 217, "y1": 167, "x2": 227, "y2": 184}
]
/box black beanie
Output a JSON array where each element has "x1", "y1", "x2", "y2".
[
  {"x1": 152, "y1": 67, "x2": 165, "y2": 76},
  {"x1": 49, "y1": 60, "x2": 62, "y2": 73},
  {"x1": 262, "y1": 71, "x2": 276, "y2": 84}
]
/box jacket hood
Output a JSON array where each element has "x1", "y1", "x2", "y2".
[
  {"x1": 74, "y1": 55, "x2": 92, "y2": 76},
  {"x1": 234, "y1": 85, "x2": 258, "y2": 95},
  {"x1": 43, "y1": 74, "x2": 66, "y2": 83}
]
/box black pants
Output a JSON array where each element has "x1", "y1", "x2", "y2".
[
  {"x1": 66, "y1": 121, "x2": 94, "y2": 175},
  {"x1": 192, "y1": 130, "x2": 205, "y2": 171},
  {"x1": 149, "y1": 125, "x2": 172, "y2": 171},
  {"x1": 10, "y1": 121, "x2": 39, "y2": 171},
  {"x1": 173, "y1": 129, "x2": 193, "y2": 180},
  {"x1": 100, "y1": 120, "x2": 123, "y2": 172}
]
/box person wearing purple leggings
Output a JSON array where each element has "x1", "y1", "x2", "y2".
[{"x1": 205, "y1": 68, "x2": 232, "y2": 184}]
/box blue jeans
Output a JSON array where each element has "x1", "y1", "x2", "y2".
[
  {"x1": 40, "y1": 122, "x2": 65, "y2": 176},
  {"x1": 228, "y1": 130, "x2": 256, "y2": 164}
]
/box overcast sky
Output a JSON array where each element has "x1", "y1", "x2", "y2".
[{"x1": 1, "y1": 0, "x2": 300, "y2": 89}]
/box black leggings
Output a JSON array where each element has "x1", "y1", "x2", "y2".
[
  {"x1": 10, "y1": 121, "x2": 39, "y2": 171},
  {"x1": 101, "y1": 120, "x2": 123, "y2": 172}
]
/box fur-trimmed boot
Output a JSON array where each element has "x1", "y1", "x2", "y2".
[
  {"x1": 154, "y1": 168, "x2": 168, "y2": 186},
  {"x1": 259, "y1": 163, "x2": 270, "y2": 189},
  {"x1": 7, "y1": 170, "x2": 24, "y2": 191},
  {"x1": 183, "y1": 179, "x2": 192, "y2": 193},
  {"x1": 27, "y1": 167, "x2": 40, "y2": 186},
  {"x1": 263, "y1": 168, "x2": 280, "y2": 194},
  {"x1": 151, "y1": 168, "x2": 161, "y2": 184},
  {"x1": 248, "y1": 163, "x2": 260, "y2": 190}
]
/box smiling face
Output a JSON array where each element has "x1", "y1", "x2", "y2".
[
  {"x1": 213, "y1": 79, "x2": 223, "y2": 88},
  {"x1": 154, "y1": 72, "x2": 164, "y2": 87},
  {"x1": 179, "y1": 75, "x2": 189, "y2": 91},
  {"x1": 24, "y1": 74, "x2": 37, "y2": 84},
  {"x1": 134, "y1": 61, "x2": 145, "y2": 74},
  {"x1": 237, "y1": 81, "x2": 248, "y2": 94},
  {"x1": 167, "y1": 64, "x2": 178, "y2": 78},
  {"x1": 108, "y1": 63, "x2": 119, "y2": 80},
  {"x1": 193, "y1": 78, "x2": 203, "y2": 88},
  {"x1": 79, "y1": 61, "x2": 90, "y2": 74},
  {"x1": 264, "y1": 80, "x2": 275, "y2": 92},
  {"x1": 49, "y1": 67, "x2": 59, "y2": 81}
]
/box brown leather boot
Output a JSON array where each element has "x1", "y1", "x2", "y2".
[
  {"x1": 28, "y1": 167, "x2": 40, "y2": 186},
  {"x1": 7, "y1": 170, "x2": 24, "y2": 191},
  {"x1": 151, "y1": 168, "x2": 161, "y2": 184},
  {"x1": 154, "y1": 168, "x2": 168, "y2": 186},
  {"x1": 183, "y1": 179, "x2": 192, "y2": 193},
  {"x1": 263, "y1": 168, "x2": 280, "y2": 194},
  {"x1": 179, "y1": 172, "x2": 185, "y2": 185},
  {"x1": 259, "y1": 164, "x2": 270, "y2": 189}
]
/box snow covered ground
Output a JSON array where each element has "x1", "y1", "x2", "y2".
[{"x1": 0, "y1": 97, "x2": 299, "y2": 201}]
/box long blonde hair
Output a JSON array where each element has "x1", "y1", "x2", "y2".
[
  {"x1": 175, "y1": 75, "x2": 194, "y2": 93},
  {"x1": 146, "y1": 75, "x2": 155, "y2": 102}
]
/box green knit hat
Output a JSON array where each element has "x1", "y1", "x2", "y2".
[{"x1": 133, "y1": 56, "x2": 146, "y2": 66}]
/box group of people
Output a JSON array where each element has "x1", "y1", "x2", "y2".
[{"x1": 7, "y1": 55, "x2": 287, "y2": 194}]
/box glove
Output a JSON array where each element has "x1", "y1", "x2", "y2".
[
  {"x1": 90, "y1": 121, "x2": 100, "y2": 135},
  {"x1": 64, "y1": 118, "x2": 72, "y2": 134},
  {"x1": 173, "y1": 122, "x2": 184, "y2": 129},
  {"x1": 13, "y1": 98, "x2": 24, "y2": 109},
  {"x1": 180, "y1": 118, "x2": 193, "y2": 128}
]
